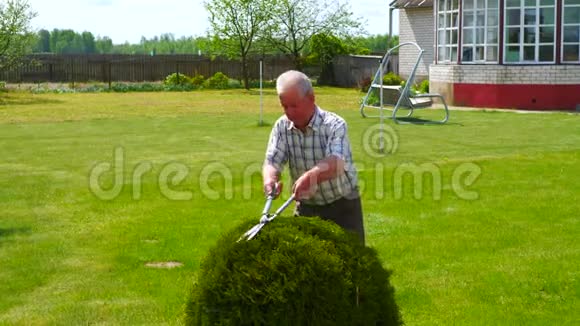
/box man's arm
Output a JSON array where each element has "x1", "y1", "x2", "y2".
[
  {"x1": 292, "y1": 155, "x2": 345, "y2": 199},
  {"x1": 293, "y1": 118, "x2": 352, "y2": 200},
  {"x1": 263, "y1": 163, "x2": 283, "y2": 197},
  {"x1": 263, "y1": 119, "x2": 288, "y2": 198}
]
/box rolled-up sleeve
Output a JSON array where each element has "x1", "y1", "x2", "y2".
[
  {"x1": 325, "y1": 121, "x2": 354, "y2": 174},
  {"x1": 325, "y1": 121, "x2": 349, "y2": 160},
  {"x1": 264, "y1": 121, "x2": 288, "y2": 171}
]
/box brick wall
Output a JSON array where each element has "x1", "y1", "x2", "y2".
[
  {"x1": 430, "y1": 64, "x2": 580, "y2": 84},
  {"x1": 429, "y1": 64, "x2": 580, "y2": 110},
  {"x1": 399, "y1": 8, "x2": 434, "y2": 81}
]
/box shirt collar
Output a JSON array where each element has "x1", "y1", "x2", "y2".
[{"x1": 287, "y1": 106, "x2": 323, "y2": 132}]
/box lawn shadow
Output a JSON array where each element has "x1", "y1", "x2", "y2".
[
  {"x1": 0, "y1": 94, "x2": 63, "y2": 107},
  {"x1": 393, "y1": 116, "x2": 464, "y2": 126},
  {"x1": 361, "y1": 246, "x2": 404, "y2": 326},
  {"x1": 255, "y1": 120, "x2": 272, "y2": 127},
  {"x1": 246, "y1": 89, "x2": 277, "y2": 96},
  {"x1": 0, "y1": 227, "x2": 32, "y2": 241}
]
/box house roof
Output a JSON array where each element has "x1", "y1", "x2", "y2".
[{"x1": 389, "y1": 0, "x2": 433, "y2": 9}]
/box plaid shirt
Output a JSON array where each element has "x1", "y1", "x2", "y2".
[{"x1": 265, "y1": 106, "x2": 358, "y2": 205}]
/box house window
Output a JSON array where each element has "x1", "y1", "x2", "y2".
[
  {"x1": 437, "y1": 0, "x2": 460, "y2": 62},
  {"x1": 562, "y1": 0, "x2": 580, "y2": 62},
  {"x1": 462, "y1": 0, "x2": 500, "y2": 63},
  {"x1": 504, "y1": 0, "x2": 556, "y2": 63}
]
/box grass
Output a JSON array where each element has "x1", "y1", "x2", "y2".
[{"x1": 0, "y1": 88, "x2": 579, "y2": 325}]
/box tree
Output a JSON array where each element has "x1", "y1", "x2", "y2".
[
  {"x1": 353, "y1": 34, "x2": 399, "y2": 55},
  {"x1": 81, "y1": 31, "x2": 96, "y2": 54},
  {"x1": 204, "y1": 0, "x2": 273, "y2": 89},
  {"x1": 51, "y1": 29, "x2": 78, "y2": 53},
  {"x1": 0, "y1": 0, "x2": 37, "y2": 70},
  {"x1": 308, "y1": 33, "x2": 352, "y2": 85},
  {"x1": 305, "y1": 32, "x2": 373, "y2": 85},
  {"x1": 34, "y1": 28, "x2": 50, "y2": 52},
  {"x1": 95, "y1": 36, "x2": 113, "y2": 54},
  {"x1": 265, "y1": 0, "x2": 364, "y2": 70}
]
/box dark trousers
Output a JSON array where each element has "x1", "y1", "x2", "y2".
[{"x1": 294, "y1": 195, "x2": 365, "y2": 244}]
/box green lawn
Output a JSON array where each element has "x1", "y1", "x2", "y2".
[{"x1": 0, "y1": 89, "x2": 578, "y2": 325}]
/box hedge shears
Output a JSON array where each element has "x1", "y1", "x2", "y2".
[{"x1": 238, "y1": 190, "x2": 295, "y2": 242}]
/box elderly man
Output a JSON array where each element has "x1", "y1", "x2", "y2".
[{"x1": 263, "y1": 70, "x2": 365, "y2": 243}]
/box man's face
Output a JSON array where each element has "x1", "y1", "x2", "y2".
[{"x1": 279, "y1": 87, "x2": 315, "y2": 129}]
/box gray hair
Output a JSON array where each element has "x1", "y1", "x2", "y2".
[{"x1": 276, "y1": 70, "x2": 313, "y2": 98}]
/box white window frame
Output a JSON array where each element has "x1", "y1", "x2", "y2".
[
  {"x1": 437, "y1": 0, "x2": 460, "y2": 63},
  {"x1": 461, "y1": 0, "x2": 500, "y2": 63},
  {"x1": 562, "y1": 0, "x2": 580, "y2": 63},
  {"x1": 503, "y1": 0, "x2": 556, "y2": 64}
]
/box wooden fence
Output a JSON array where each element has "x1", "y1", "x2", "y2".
[
  {"x1": 0, "y1": 54, "x2": 296, "y2": 83},
  {"x1": 333, "y1": 54, "x2": 399, "y2": 88}
]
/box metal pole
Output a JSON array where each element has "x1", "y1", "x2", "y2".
[
  {"x1": 379, "y1": 58, "x2": 384, "y2": 154},
  {"x1": 389, "y1": 8, "x2": 394, "y2": 52},
  {"x1": 108, "y1": 62, "x2": 112, "y2": 89},
  {"x1": 259, "y1": 59, "x2": 264, "y2": 126},
  {"x1": 71, "y1": 57, "x2": 75, "y2": 90}
]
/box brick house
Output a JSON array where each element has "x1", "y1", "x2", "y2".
[
  {"x1": 393, "y1": 0, "x2": 435, "y2": 82},
  {"x1": 392, "y1": 0, "x2": 580, "y2": 110}
]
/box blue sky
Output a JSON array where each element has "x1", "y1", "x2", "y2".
[{"x1": 27, "y1": 0, "x2": 399, "y2": 44}]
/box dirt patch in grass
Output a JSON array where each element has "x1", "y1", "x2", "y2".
[{"x1": 145, "y1": 261, "x2": 183, "y2": 269}]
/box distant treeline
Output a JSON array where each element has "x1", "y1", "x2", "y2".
[
  {"x1": 32, "y1": 29, "x2": 206, "y2": 55},
  {"x1": 32, "y1": 29, "x2": 398, "y2": 56}
]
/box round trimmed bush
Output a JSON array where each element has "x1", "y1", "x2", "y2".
[
  {"x1": 164, "y1": 72, "x2": 192, "y2": 86},
  {"x1": 185, "y1": 216, "x2": 402, "y2": 326},
  {"x1": 204, "y1": 72, "x2": 230, "y2": 89}
]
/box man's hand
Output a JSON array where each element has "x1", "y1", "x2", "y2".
[
  {"x1": 292, "y1": 171, "x2": 318, "y2": 200},
  {"x1": 264, "y1": 180, "x2": 283, "y2": 198},
  {"x1": 291, "y1": 156, "x2": 345, "y2": 200},
  {"x1": 263, "y1": 164, "x2": 283, "y2": 198}
]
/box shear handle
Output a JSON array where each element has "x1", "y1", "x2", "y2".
[
  {"x1": 265, "y1": 194, "x2": 295, "y2": 222},
  {"x1": 261, "y1": 184, "x2": 278, "y2": 216}
]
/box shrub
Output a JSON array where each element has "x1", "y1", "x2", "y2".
[
  {"x1": 111, "y1": 82, "x2": 166, "y2": 92},
  {"x1": 247, "y1": 79, "x2": 276, "y2": 89},
  {"x1": 204, "y1": 72, "x2": 230, "y2": 89},
  {"x1": 361, "y1": 89, "x2": 381, "y2": 106},
  {"x1": 163, "y1": 84, "x2": 197, "y2": 91},
  {"x1": 130, "y1": 82, "x2": 163, "y2": 92},
  {"x1": 191, "y1": 74, "x2": 205, "y2": 86},
  {"x1": 418, "y1": 79, "x2": 429, "y2": 94},
  {"x1": 383, "y1": 72, "x2": 403, "y2": 86},
  {"x1": 400, "y1": 79, "x2": 429, "y2": 96},
  {"x1": 110, "y1": 83, "x2": 132, "y2": 92},
  {"x1": 359, "y1": 76, "x2": 372, "y2": 93},
  {"x1": 227, "y1": 78, "x2": 242, "y2": 88},
  {"x1": 185, "y1": 216, "x2": 401, "y2": 326},
  {"x1": 164, "y1": 72, "x2": 192, "y2": 86},
  {"x1": 79, "y1": 84, "x2": 105, "y2": 93}
]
